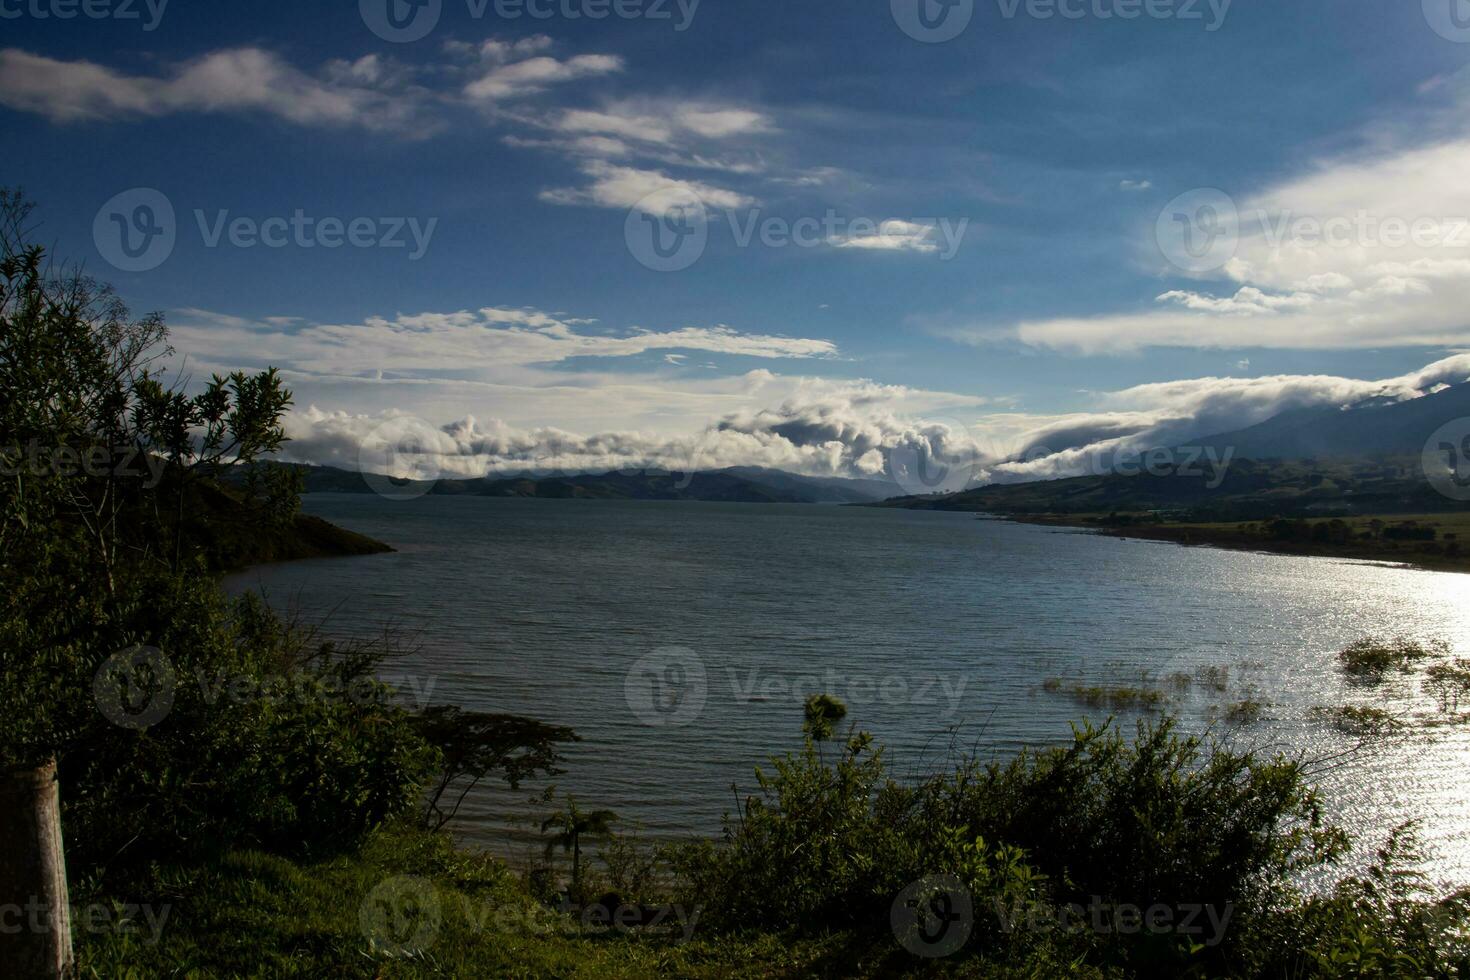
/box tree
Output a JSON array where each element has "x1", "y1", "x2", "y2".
[
  {"x1": 0, "y1": 190, "x2": 304, "y2": 977},
  {"x1": 542, "y1": 798, "x2": 618, "y2": 899},
  {"x1": 414, "y1": 706, "x2": 578, "y2": 831},
  {"x1": 1, "y1": 188, "x2": 299, "y2": 592}
]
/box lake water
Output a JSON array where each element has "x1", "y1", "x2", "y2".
[{"x1": 226, "y1": 495, "x2": 1470, "y2": 885}]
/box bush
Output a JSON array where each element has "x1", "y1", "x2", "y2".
[
  {"x1": 1336, "y1": 637, "x2": 1443, "y2": 681},
  {"x1": 670, "y1": 713, "x2": 1356, "y2": 974},
  {"x1": 41, "y1": 573, "x2": 437, "y2": 873}
]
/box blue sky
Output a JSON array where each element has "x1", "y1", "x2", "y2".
[{"x1": 6, "y1": 0, "x2": 1470, "y2": 483}]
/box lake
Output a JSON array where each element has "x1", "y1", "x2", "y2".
[{"x1": 226, "y1": 494, "x2": 1470, "y2": 884}]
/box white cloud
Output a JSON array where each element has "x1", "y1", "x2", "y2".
[
  {"x1": 956, "y1": 108, "x2": 1470, "y2": 351},
  {"x1": 0, "y1": 47, "x2": 434, "y2": 133},
  {"x1": 833, "y1": 220, "x2": 939, "y2": 253},
  {"x1": 0, "y1": 41, "x2": 627, "y2": 135},
  {"x1": 170, "y1": 306, "x2": 834, "y2": 383},
  {"x1": 278, "y1": 376, "x2": 993, "y2": 483},
  {"x1": 1119, "y1": 179, "x2": 1152, "y2": 191},
  {"x1": 550, "y1": 101, "x2": 771, "y2": 146},
  {"x1": 540, "y1": 161, "x2": 754, "y2": 212},
  {"x1": 983, "y1": 354, "x2": 1470, "y2": 481},
  {"x1": 273, "y1": 354, "x2": 1470, "y2": 486},
  {"x1": 464, "y1": 54, "x2": 622, "y2": 102}
]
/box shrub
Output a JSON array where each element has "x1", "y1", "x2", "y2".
[
  {"x1": 1336, "y1": 637, "x2": 1443, "y2": 681},
  {"x1": 1425, "y1": 660, "x2": 1470, "y2": 714},
  {"x1": 1312, "y1": 705, "x2": 1405, "y2": 738},
  {"x1": 672, "y1": 711, "x2": 1351, "y2": 974}
]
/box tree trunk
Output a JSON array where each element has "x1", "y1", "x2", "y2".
[{"x1": 0, "y1": 760, "x2": 73, "y2": 978}]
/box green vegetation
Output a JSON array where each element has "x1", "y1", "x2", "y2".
[
  {"x1": 65, "y1": 713, "x2": 1470, "y2": 978},
  {"x1": 1041, "y1": 678, "x2": 1166, "y2": 713},
  {"x1": 1218, "y1": 697, "x2": 1266, "y2": 727},
  {"x1": 1426, "y1": 660, "x2": 1470, "y2": 715},
  {"x1": 72, "y1": 820, "x2": 848, "y2": 978},
  {"x1": 1337, "y1": 637, "x2": 1444, "y2": 681},
  {"x1": 802, "y1": 692, "x2": 850, "y2": 741},
  {"x1": 542, "y1": 798, "x2": 620, "y2": 902},
  {"x1": 1311, "y1": 705, "x2": 1406, "y2": 739},
  {"x1": 1041, "y1": 663, "x2": 1259, "y2": 721}
]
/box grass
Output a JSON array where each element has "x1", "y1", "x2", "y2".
[{"x1": 73, "y1": 822, "x2": 868, "y2": 979}]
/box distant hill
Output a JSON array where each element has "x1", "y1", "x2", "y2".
[
  {"x1": 1195, "y1": 381, "x2": 1470, "y2": 460},
  {"x1": 874, "y1": 381, "x2": 1470, "y2": 520},
  {"x1": 720, "y1": 467, "x2": 898, "y2": 504},
  {"x1": 270, "y1": 464, "x2": 900, "y2": 504},
  {"x1": 877, "y1": 456, "x2": 1467, "y2": 520}
]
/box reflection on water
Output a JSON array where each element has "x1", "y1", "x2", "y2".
[{"x1": 226, "y1": 496, "x2": 1470, "y2": 885}]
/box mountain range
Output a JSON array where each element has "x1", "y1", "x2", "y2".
[
  {"x1": 278, "y1": 464, "x2": 899, "y2": 504},
  {"x1": 269, "y1": 382, "x2": 1470, "y2": 514},
  {"x1": 881, "y1": 381, "x2": 1470, "y2": 518},
  {"x1": 1193, "y1": 380, "x2": 1470, "y2": 460}
]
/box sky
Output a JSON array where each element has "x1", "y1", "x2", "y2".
[{"x1": 6, "y1": 0, "x2": 1470, "y2": 488}]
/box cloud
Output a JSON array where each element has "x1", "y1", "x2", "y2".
[
  {"x1": 1119, "y1": 179, "x2": 1152, "y2": 191},
  {"x1": 275, "y1": 354, "x2": 1470, "y2": 487},
  {"x1": 549, "y1": 101, "x2": 771, "y2": 146},
  {"x1": 952, "y1": 100, "x2": 1470, "y2": 351},
  {"x1": 0, "y1": 41, "x2": 782, "y2": 218},
  {"x1": 539, "y1": 161, "x2": 754, "y2": 212},
  {"x1": 833, "y1": 220, "x2": 940, "y2": 253},
  {"x1": 0, "y1": 41, "x2": 626, "y2": 135},
  {"x1": 464, "y1": 54, "x2": 622, "y2": 102},
  {"x1": 527, "y1": 98, "x2": 776, "y2": 205},
  {"x1": 984, "y1": 353, "x2": 1470, "y2": 482},
  {"x1": 0, "y1": 47, "x2": 435, "y2": 133},
  {"x1": 170, "y1": 306, "x2": 835, "y2": 383},
  {"x1": 278, "y1": 376, "x2": 993, "y2": 484}
]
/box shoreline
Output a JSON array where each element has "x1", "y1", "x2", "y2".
[{"x1": 1003, "y1": 512, "x2": 1470, "y2": 575}]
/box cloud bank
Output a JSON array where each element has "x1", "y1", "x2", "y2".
[{"x1": 272, "y1": 353, "x2": 1470, "y2": 491}]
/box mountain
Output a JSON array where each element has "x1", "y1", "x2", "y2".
[
  {"x1": 875, "y1": 382, "x2": 1470, "y2": 519},
  {"x1": 720, "y1": 467, "x2": 898, "y2": 503},
  {"x1": 1195, "y1": 381, "x2": 1470, "y2": 460},
  {"x1": 447, "y1": 471, "x2": 810, "y2": 502},
  {"x1": 271, "y1": 464, "x2": 900, "y2": 504}
]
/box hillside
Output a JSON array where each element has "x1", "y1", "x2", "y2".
[
  {"x1": 1194, "y1": 381, "x2": 1470, "y2": 459},
  {"x1": 184, "y1": 479, "x2": 393, "y2": 570},
  {"x1": 878, "y1": 456, "x2": 1466, "y2": 521}
]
